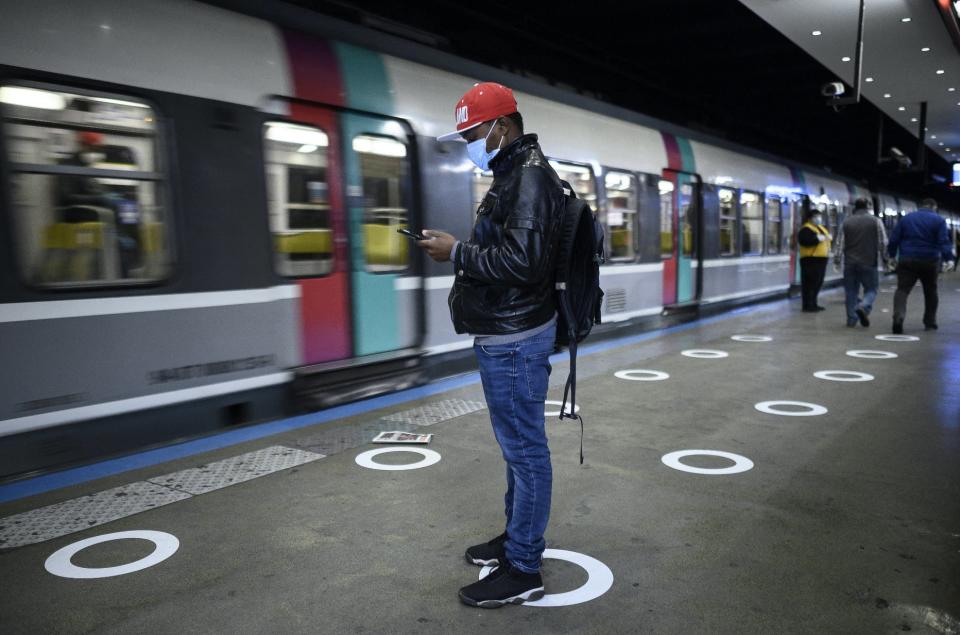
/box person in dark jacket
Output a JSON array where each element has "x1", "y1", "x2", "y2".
[
  {"x1": 797, "y1": 207, "x2": 832, "y2": 312},
  {"x1": 887, "y1": 198, "x2": 955, "y2": 333},
  {"x1": 418, "y1": 82, "x2": 563, "y2": 608},
  {"x1": 833, "y1": 198, "x2": 888, "y2": 327}
]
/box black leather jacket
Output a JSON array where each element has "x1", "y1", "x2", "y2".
[{"x1": 449, "y1": 134, "x2": 564, "y2": 335}]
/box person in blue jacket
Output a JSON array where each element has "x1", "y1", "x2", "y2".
[{"x1": 887, "y1": 198, "x2": 955, "y2": 333}]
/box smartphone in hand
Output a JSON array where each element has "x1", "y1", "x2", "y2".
[{"x1": 397, "y1": 228, "x2": 427, "y2": 240}]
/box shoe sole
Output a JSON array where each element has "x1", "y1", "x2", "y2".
[
  {"x1": 458, "y1": 587, "x2": 545, "y2": 608},
  {"x1": 465, "y1": 553, "x2": 500, "y2": 566}
]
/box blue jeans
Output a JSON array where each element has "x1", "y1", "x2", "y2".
[
  {"x1": 843, "y1": 263, "x2": 879, "y2": 323},
  {"x1": 474, "y1": 323, "x2": 556, "y2": 574}
]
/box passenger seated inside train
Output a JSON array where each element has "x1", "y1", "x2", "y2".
[{"x1": 54, "y1": 130, "x2": 144, "y2": 278}]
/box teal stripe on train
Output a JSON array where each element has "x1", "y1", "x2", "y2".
[
  {"x1": 335, "y1": 43, "x2": 405, "y2": 356},
  {"x1": 676, "y1": 135, "x2": 696, "y2": 303}
]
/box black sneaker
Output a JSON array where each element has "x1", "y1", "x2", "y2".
[
  {"x1": 925, "y1": 323, "x2": 938, "y2": 331},
  {"x1": 856, "y1": 307, "x2": 870, "y2": 327},
  {"x1": 458, "y1": 560, "x2": 544, "y2": 608},
  {"x1": 816, "y1": 306, "x2": 827, "y2": 311},
  {"x1": 465, "y1": 532, "x2": 507, "y2": 566},
  {"x1": 892, "y1": 319, "x2": 903, "y2": 335}
]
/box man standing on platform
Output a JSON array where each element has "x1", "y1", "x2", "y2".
[
  {"x1": 416, "y1": 82, "x2": 564, "y2": 608},
  {"x1": 887, "y1": 198, "x2": 955, "y2": 333},
  {"x1": 833, "y1": 198, "x2": 888, "y2": 327}
]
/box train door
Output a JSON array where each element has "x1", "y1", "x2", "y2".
[
  {"x1": 661, "y1": 169, "x2": 702, "y2": 306},
  {"x1": 340, "y1": 113, "x2": 420, "y2": 357},
  {"x1": 263, "y1": 105, "x2": 351, "y2": 365}
]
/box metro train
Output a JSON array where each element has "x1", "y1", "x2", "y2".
[{"x1": 1, "y1": 0, "x2": 957, "y2": 479}]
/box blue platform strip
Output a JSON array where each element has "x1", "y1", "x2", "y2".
[{"x1": 0, "y1": 299, "x2": 782, "y2": 504}]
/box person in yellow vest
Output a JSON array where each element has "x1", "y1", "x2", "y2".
[{"x1": 797, "y1": 208, "x2": 832, "y2": 312}]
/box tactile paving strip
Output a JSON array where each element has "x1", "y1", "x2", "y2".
[
  {"x1": 380, "y1": 399, "x2": 486, "y2": 426},
  {"x1": 147, "y1": 446, "x2": 324, "y2": 496},
  {"x1": 0, "y1": 481, "x2": 191, "y2": 549},
  {"x1": 293, "y1": 421, "x2": 420, "y2": 456}
]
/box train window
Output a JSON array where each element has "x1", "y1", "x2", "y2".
[
  {"x1": 765, "y1": 197, "x2": 782, "y2": 254},
  {"x1": 740, "y1": 191, "x2": 763, "y2": 256},
  {"x1": 549, "y1": 160, "x2": 597, "y2": 208},
  {"x1": 718, "y1": 188, "x2": 738, "y2": 256},
  {"x1": 679, "y1": 182, "x2": 696, "y2": 257},
  {"x1": 828, "y1": 205, "x2": 839, "y2": 234},
  {"x1": 263, "y1": 122, "x2": 332, "y2": 278},
  {"x1": 604, "y1": 171, "x2": 637, "y2": 261},
  {"x1": 354, "y1": 134, "x2": 410, "y2": 273},
  {"x1": 658, "y1": 179, "x2": 674, "y2": 258},
  {"x1": 0, "y1": 85, "x2": 170, "y2": 287}
]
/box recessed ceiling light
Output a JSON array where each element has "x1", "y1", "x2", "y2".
[
  {"x1": 949, "y1": 87, "x2": 957, "y2": 92},
  {"x1": 812, "y1": 30, "x2": 822, "y2": 36},
  {"x1": 921, "y1": 47, "x2": 931, "y2": 52},
  {"x1": 901, "y1": 17, "x2": 911, "y2": 22},
  {"x1": 939, "y1": 142, "x2": 945, "y2": 146},
  {"x1": 932, "y1": 135, "x2": 937, "y2": 139},
  {"x1": 937, "y1": 69, "x2": 945, "y2": 75},
  {"x1": 911, "y1": 117, "x2": 918, "y2": 122},
  {"x1": 883, "y1": 93, "x2": 892, "y2": 98},
  {"x1": 898, "y1": 106, "x2": 906, "y2": 111},
  {"x1": 865, "y1": 77, "x2": 874, "y2": 82},
  {"x1": 842, "y1": 56, "x2": 851, "y2": 62}
]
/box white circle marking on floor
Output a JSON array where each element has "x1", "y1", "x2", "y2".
[
  {"x1": 731, "y1": 335, "x2": 772, "y2": 342},
  {"x1": 354, "y1": 447, "x2": 441, "y2": 471},
  {"x1": 45, "y1": 531, "x2": 179, "y2": 579},
  {"x1": 661, "y1": 450, "x2": 754, "y2": 475},
  {"x1": 754, "y1": 401, "x2": 828, "y2": 416},
  {"x1": 874, "y1": 335, "x2": 920, "y2": 342},
  {"x1": 681, "y1": 349, "x2": 729, "y2": 359},
  {"x1": 846, "y1": 350, "x2": 898, "y2": 359},
  {"x1": 614, "y1": 370, "x2": 670, "y2": 381},
  {"x1": 478, "y1": 548, "x2": 614, "y2": 607},
  {"x1": 813, "y1": 370, "x2": 875, "y2": 382},
  {"x1": 544, "y1": 400, "x2": 580, "y2": 417}
]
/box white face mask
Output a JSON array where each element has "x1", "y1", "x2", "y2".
[{"x1": 812, "y1": 215, "x2": 823, "y2": 225}]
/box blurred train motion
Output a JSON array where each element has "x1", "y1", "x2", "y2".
[{"x1": 1, "y1": 0, "x2": 958, "y2": 479}]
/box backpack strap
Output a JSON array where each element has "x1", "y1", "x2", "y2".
[
  {"x1": 555, "y1": 183, "x2": 585, "y2": 464},
  {"x1": 558, "y1": 324, "x2": 584, "y2": 464}
]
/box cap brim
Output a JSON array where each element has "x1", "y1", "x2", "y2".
[{"x1": 436, "y1": 120, "x2": 483, "y2": 142}]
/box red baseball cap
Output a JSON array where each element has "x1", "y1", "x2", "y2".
[{"x1": 437, "y1": 82, "x2": 518, "y2": 142}]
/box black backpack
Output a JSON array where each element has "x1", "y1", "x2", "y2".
[{"x1": 554, "y1": 180, "x2": 605, "y2": 464}]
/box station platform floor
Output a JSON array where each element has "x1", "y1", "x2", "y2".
[{"x1": 1, "y1": 275, "x2": 959, "y2": 634}]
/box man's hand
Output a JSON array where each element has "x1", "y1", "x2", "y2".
[{"x1": 417, "y1": 229, "x2": 457, "y2": 262}]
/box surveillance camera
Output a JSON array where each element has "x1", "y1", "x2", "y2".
[
  {"x1": 821, "y1": 82, "x2": 845, "y2": 97},
  {"x1": 889, "y1": 146, "x2": 913, "y2": 168}
]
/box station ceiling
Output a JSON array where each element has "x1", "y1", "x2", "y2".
[
  {"x1": 741, "y1": 0, "x2": 960, "y2": 165},
  {"x1": 222, "y1": 0, "x2": 960, "y2": 205}
]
